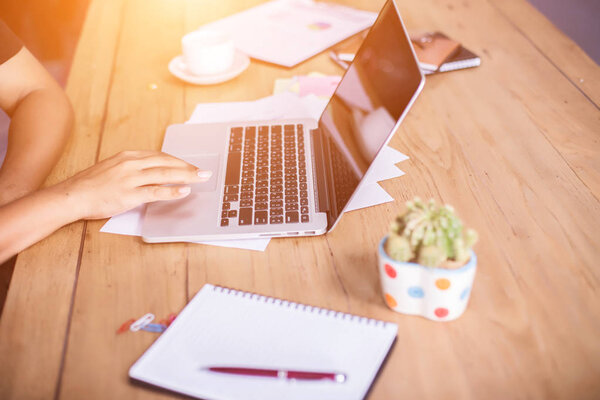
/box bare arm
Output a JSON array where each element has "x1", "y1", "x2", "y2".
[
  {"x1": 0, "y1": 46, "x2": 74, "y2": 205},
  {"x1": 0, "y1": 151, "x2": 212, "y2": 263}
]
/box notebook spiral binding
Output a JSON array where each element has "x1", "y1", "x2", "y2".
[{"x1": 212, "y1": 285, "x2": 389, "y2": 328}]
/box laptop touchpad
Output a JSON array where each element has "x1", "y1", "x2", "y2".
[{"x1": 178, "y1": 153, "x2": 220, "y2": 192}]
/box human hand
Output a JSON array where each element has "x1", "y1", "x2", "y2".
[{"x1": 49, "y1": 150, "x2": 211, "y2": 220}]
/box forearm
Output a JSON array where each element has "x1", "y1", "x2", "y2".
[
  {"x1": 0, "y1": 186, "x2": 81, "y2": 263},
  {"x1": 0, "y1": 87, "x2": 73, "y2": 205}
]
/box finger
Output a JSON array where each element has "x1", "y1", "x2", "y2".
[
  {"x1": 131, "y1": 167, "x2": 212, "y2": 187},
  {"x1": 137, "y1": 185, "x2": 192, "y2": 203},
  {"x1": 135, "y1": 154, "x2": 197, "y2": 171},
  {"x1": 106, "y1": 152, "x2": 194, "y2": 174}
]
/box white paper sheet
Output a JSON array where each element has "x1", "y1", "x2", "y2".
[{"x1": 199, "y1": 0, "x2": 377, "y2": 67}]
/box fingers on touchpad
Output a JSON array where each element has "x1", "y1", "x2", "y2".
[{"x1": 179, "y1": 154, "x2": 220, "y2": 192}]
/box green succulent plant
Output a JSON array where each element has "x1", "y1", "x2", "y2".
[{"x1": 385, "y1": 197, "x2": 478, "y2": 268}]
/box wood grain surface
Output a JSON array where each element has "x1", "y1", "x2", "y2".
[{"x1": 1, "y1": 0, "x2": 599, "y2": 399}]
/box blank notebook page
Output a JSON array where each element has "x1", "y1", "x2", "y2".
[{"x1": 130, "y1": 284, "x2": 398, "y2": 400}]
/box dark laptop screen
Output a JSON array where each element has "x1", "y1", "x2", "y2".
[{"x1": 317, "y1": 0, "x2": 422, "y2": 218}]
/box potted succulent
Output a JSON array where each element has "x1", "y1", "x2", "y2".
[{"x1": 378, "y1": 198, "x2": 478, "y2": 321}]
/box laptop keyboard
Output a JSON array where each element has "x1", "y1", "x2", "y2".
[{"x1": 220, "y1": 124, "x2": 310, "y2": 227}]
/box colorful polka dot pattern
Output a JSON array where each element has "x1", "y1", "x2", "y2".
[
  {"x1": 407, "y1": 286, "x2": 425, "y2": 298},
  {"x1": 385, "y1": 293, "x2": 398, "y2": 308},
  {"x1": 381, "y1": 261, "x2": 473, "y2": 320},
  {"x1": 460, "y1": 287, "x2": 470, "y2": 300},
  {"x1": 384, "y1": 264, "x2": 397, "y2": 278},
  {"x1": 435, "y1": 278, "x2": 451, "y2": 290}
]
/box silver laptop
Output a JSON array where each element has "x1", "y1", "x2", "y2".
[{"x1": 142, "y1": 0, "x2": 424, "y2": 243}]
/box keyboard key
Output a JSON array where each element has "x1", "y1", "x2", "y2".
[
  {"x1": 271, "y1": 125, "x2": 282, "y2": 133},
  {"x1": 257, "y1": 173, "x2": 268, "y2": 181},
  {"x1": 229, "y1": 143, "x2": 242, "y2": 152},
  {"x1": 256, "y1": 187, "x2": 268, "y2": 194},
  {"x1": 221, "y1": 218, "x2": 229, "y2": 227},
  {"x1": 256, "y1": 195, "x2": 268, "y2": 202},
  {"x1": 241, "y1": 185, "x2": 254, "y2": 192},
  {"x1": 256, "y1": 202, "x2": 268, "y2": 211},
  {"x1": 300, "y1": 190, "x2": 308, "y2": 198},
  {"x1": 271, "y1": 171, "x2": 283, "y2": 178},
  {"x1": 270, "y1": 200, "x2": 283, "y2": 208},
  {"x1": 271, "y1": 192, "x2": 283, "y2": 200},
  {"x1": 239, "y1": 208, "x2": 253, "y2": 225},
  {"x1": 270, "y1": 216, "x2": 284, "y2": 224},
  {"x1": 301, "y1": 214, "x2": 309, "y2": 223},
  {"x1": 222, "y1": 202, "x2": 230, "y2": 210},
  {"x1": 299, "y1": 175, "x2": 307, "y2": 182},
  {"x1": 241, "y1": 192, "x2": 253, "y2": 200},
  {"x1": 299, "y1": 182, "x2": 307, "y2": 190},
  {"x1": 272, "y1": 185, "x2": 283, "y2": 193},
  {"x1": 228, "y1": 210, "x2": 238, "y2": 218},
  {"x1": 256, "y1": 180, "x2": 268, "y2": 188},
  {"x1": 240, "y1": 199, "x2": 253, "y2": 207},
  {"x1": 285, "y1": 203, "x2": 298, "y2": 211},
  {"x1": 300, "y1": 198, "x2": 308, "y2": 206},
  {"x1": 231, "y1": 127, "x2": 243, "y2": 136},
  {"x1": 257, "y1": 167, "x2": 268, "y2": 174},
  {"x1": 259, "y1": 126, "x2": 269, "y2": 134},
  {"x1": 221, "y1": 211, "x2": 228, "y2": 218},
  {"x1": 285, "y1": 188, "x2": 298, "y2": 196},
  {"x1": 272, "y1": 178, "x2": 283, "y2": 185},
  {"x1": 285, "y1": 212, "x2": 299, "y2": 223},
  {"x1": 254, "y1": 211, "x2": 268, "y2": 225},
  {"x1": 245, "y1": 126, "x2": 256, "y2": 135},
  {"x1": 241, "y1": 177, "x2": 254, "y2": 185},
  {"x1": 270, "y1": 208, "x2": 283, "y2": 216},
  {"x1": 284, "y1": 124, "x2": 295, "y2": 131},
  {"x1": 224, "y1": 194, "x2": 238, "y2": 202},
  {"x1": 242, "y1": 170, "x2": 253, "y2": 178},
  {"x1": 225, "y1": 153, "x2": 241, "y2": 185},
  {"x1": 301, "y1": 206, "x2": 309, "y2": 214},
  {"x1": 225, "y1": 185, "x2": 239, "y2": 194},
  {"x1": 285, "y1": 196, "x2": 298, "y2": 204}
]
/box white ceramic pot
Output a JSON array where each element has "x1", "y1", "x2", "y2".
[{"x1": 377, "y1": 236, "x2": 477, "y2": 321}]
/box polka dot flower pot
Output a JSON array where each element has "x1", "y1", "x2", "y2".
[{"x1": 378, "y1": 236, "x2": 477, "y2": 321}]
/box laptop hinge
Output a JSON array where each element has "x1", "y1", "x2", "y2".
[{"x1": 310, "y1": 128, "x2": 332, "y2": 218}]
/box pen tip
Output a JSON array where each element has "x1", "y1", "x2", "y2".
[{"x1": 335, "y1": 373, "x2": 346, "y2": 383}]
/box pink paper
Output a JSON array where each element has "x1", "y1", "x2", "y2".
[{"x1": 298, "y1": 75, "x2": 341, "y2": 97}]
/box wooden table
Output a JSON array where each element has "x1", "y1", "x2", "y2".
[{"x1": 1, "y1": 0, "x2": 599, "y2": 398}]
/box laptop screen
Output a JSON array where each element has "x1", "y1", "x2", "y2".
[{"x1": 317, "y1": 0, "x2": 422, "y2": 220}]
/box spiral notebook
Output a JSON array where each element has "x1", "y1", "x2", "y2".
[{"x1": 130, "y1": 284, "x2": 398, "y2": 400}]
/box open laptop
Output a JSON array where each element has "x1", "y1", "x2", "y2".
[{"x1": 142, "y1": 0, "x2": 424, "y2": 243}]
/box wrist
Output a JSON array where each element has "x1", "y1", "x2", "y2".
[{"x1": 40, "y1": 183, "x2": 88, "y2": 224}]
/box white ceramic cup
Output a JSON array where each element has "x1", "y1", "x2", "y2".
[{"x1": 181, "y1": 30, "x2": 235, "y2": 76}]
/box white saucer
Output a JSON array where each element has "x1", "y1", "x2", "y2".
[{"x1": 168, "y1": 50, "x2": 250, "y2": 85}]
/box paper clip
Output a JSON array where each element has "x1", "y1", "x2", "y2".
[
  {"x1": 116, "y1": 318, "x2": 135, "y2": 334},
  {"x1": 130, "y1": 313, "x2": 155, "y2": 332},
  {"x1": 141, "y1": 323, "x2": 167, "y2": 333}
]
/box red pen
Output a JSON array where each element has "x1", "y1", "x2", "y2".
[{"x1": 206, "y1": 367, "x2": 347, "y2": 383}]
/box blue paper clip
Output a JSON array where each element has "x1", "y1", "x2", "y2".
[{"x1": 141, "y1": 323, "x2": 167, "y2": 333}]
